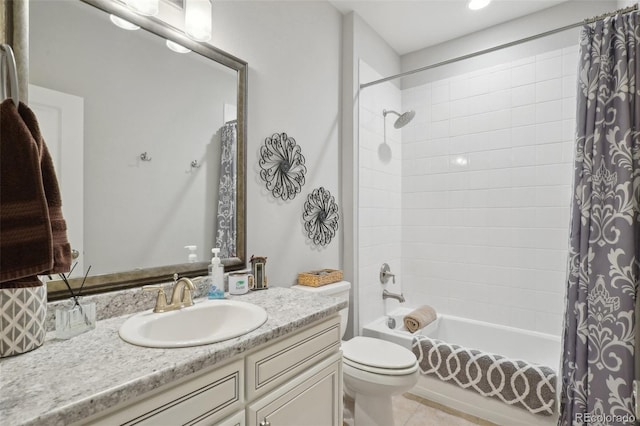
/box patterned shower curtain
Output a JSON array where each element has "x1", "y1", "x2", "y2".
[
  {"x1": 215, "y1": 122, "x2": 237, "y2": 258},
  {"x1": 559, "y1": 11, "x2": 640, "y2": 425}
]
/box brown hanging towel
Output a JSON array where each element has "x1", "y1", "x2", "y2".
[{"x1": 0, "y1": 99, "x2": 72, "y2": 287}]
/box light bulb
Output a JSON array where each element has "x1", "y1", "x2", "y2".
[
  {"x1": 110, "y1": 15, "x2": 140, "y2": 31},
  {"x1": 125, "y1": 0, "x2": 159, "y2": 16},
  {"x1": 185, "y1": 0, "x2": 212, "y2": 42},
  {"x1": 166, "y1": 40, "x2": 191, "y2": 54}
]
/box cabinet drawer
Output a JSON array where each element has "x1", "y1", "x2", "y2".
[
  {"x1": 246, "y1": 315, "x2": 340, "y2": 400},
  {"x1": 212, "y1": 409, "x2": 245, "y2": 426},
  {"x1": 247, "y1": 351, "x2": 343, "y2": 426},
  {"x1": 85, "y1": 359, "x2": 243, "y2": 426}
]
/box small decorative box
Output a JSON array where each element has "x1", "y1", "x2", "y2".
[{"x1": 297, "y1": 269, "x2": 343, "y2": 287}]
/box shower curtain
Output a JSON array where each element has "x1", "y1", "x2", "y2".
[
  {"x1": 560, "y1": 11, "x2": 640, "y2": 425},
  {"x1": 215, "y1": 122, "x2": 237, "y2": 258}
]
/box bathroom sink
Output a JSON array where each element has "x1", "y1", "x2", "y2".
[{"x1": 119, "y1": 299, "x2": 268, "y2": 348}]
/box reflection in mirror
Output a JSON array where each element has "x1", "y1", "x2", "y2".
[{"x1": 28, "y1": 0, "x2": 247, "y2": 300}]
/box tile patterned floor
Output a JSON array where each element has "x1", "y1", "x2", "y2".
[
  {"x1": 345, "y1": 393, "x2": 497, "y2": 426},
  {"x1": 391, "y1": 393, "x2": 497, "y2": 426}
]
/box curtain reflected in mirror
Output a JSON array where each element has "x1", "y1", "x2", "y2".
[{"x1": 216, "y1": 121, "x2": 237, "y2": 258}]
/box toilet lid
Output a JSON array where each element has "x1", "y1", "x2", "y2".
[{"x1": 342, "y1": 336, "x2": 417, "y2": 370}]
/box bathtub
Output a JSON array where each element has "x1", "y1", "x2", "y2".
[{"x1": 362, "y1": 308, "x2": 561, "y2": 426}]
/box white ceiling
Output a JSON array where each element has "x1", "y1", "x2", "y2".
[{"x1": 329, "y1": 0, "x2": 570, "y2": 55}]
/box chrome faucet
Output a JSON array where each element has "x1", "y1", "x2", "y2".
[
  {"x1": 143, "y1": 274, "x2": 196, "y2": 313},
  {"x1": 382, "y1": 289, "x2": 405, "y2": 303}
]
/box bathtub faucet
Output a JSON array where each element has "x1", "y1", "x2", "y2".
[{"x1": 382, "y1": 289, "x2": 405, "y2": 303}]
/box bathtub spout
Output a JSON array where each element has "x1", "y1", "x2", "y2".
[{"x1": 382, "y1": 289, "x2": 405, "y2": 303}]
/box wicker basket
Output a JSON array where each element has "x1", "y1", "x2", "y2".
[{"x1": 297, "y1": 269, "x2": 343, "y2": 287}]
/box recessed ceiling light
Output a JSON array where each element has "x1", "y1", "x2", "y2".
[
  {"x1": 468, "y1": 0, "x2": 491, "y2": 10},
  {"x1": 109, "y1": 14, "x2": 140, "y2": 30},
  {"x1": 166, "y1": 40, "x2": 191, "y2": 54}
]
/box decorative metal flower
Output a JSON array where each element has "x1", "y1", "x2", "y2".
[
  {"x1": 259, "y1": 133, "x2": 307, "y2": 200},
  {"x1": 303, "y1": 187, "x2": 339, "y2": 246}
]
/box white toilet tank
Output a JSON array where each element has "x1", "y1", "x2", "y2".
[{"x1": 292, "y1": 281, "x2": 351, "y2": 339}]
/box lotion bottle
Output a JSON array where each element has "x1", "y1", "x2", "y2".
[{"x1": 208, "y1": 248, "x2": 225, "y2": 299}]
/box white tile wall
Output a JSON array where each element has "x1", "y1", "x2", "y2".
[
  {"x1": 358, "y1": 61, "x2": 404, "y2": 330},
  {"x1": 399, "y1": 46, "x2": 577, "y2": 337}
]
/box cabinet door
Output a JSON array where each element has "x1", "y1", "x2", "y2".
[{"x1": 247, "y1": 352, "x2": 342, "y2": 426}]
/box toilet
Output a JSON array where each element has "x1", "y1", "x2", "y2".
[{"x1": 292, "y1": 281, "x2": 418, "y2": 426}]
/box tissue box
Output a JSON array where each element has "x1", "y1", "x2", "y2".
[{"x1": 297, "y1": 269, "x2": 343, "y2": 287}]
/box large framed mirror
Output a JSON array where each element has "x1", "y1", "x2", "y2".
[{"x1": 26, "y1": 0, "x2": 247, "y2": 300}]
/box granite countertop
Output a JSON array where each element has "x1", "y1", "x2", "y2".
[{"x1": 0, "y1": 287, "x2": 346, "y2": 426}]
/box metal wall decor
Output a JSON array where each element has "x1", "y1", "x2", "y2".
[
  {"x1": 302, "y1": 187, "x2": 339, "y2": 246},
  {"x1": 259, "y1": 132, "x2": 307, "y2": 200}
]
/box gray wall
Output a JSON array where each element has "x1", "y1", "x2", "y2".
[{"x1": 210, "y1": 1, "x2": 344, "y2": 286}]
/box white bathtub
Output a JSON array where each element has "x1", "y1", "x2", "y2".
[{"x1": 362, "y1": 307, "x2": 561, "y2": 426}]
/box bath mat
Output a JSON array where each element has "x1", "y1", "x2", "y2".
[{"x1": 412, "y1": 335, "x2": 556, "y2": 416}]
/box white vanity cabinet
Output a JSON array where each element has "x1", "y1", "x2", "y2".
[
  {"x1": 246, "y1": 353, "x2": 342, "y2": 426},
  {"x1": 245, "y1": 316, "x2": 343, "y2": 426},
  {"x1": 84, "y1": 359, "x2": 244, "y2": 426},
  {"x1": 80, "y1": 316, "x2": 342, "y2": 426},
  {"x1": 216, "y1": 410, "x2": 246, "y2": 426}
]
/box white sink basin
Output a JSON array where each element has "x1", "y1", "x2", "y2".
[{"x1": 119, "y1": 299, "x2": 268, "y2": 348}]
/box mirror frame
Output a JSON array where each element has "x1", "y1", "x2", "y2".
[{"x1": 42, "y1": 0, "x2": 247, "y2": 300}]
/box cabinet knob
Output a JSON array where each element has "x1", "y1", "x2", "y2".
[{"x1": 259, "y1": 419, "x2": 271, "y2": 426}]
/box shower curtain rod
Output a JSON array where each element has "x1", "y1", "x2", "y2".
[{"x1": 360, "y1": 3, "x2": 638, "y2": 89}]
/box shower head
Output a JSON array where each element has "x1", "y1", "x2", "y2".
[{"x1": 383, "y1": 109, "x2": 415, "y2": 129}]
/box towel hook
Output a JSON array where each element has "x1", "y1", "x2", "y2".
[
  {"x1": 190, "y1": 160, "x2": 201, "y2": 169},
  {"x1": 139, "y1": 152, "x2": 152, "y2": 162},
  {"x1": 0, "y1": 44, "x2": 20, "y2": 107}
]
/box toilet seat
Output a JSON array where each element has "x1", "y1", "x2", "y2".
[
  {"x1": 343, "y1": 357, "x2": 418, "y2": 375},
  {"x1": 342, "y1": 336, "x2": 418, "y2": 376}
]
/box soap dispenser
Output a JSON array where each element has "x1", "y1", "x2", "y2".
[
  {"x1": 208, "y1": 248, "x2": 225, "y2": 299},
  {"x1": 184, "y1": 245, "x2": 197, "y2": 263}
]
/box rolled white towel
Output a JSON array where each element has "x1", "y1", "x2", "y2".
[{"x1": 403, "y1": 305, "x2": 437, "y2": 333}]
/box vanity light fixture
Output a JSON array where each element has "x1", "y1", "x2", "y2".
[
  {"x1": 166, "y1": 40, "x2": 191, "y2": 53},
  {"x1": 468, "y1": 0, "x2": 491, "y2": 10},
  {"x1": 109, "y1": 14, "x2": 140, "y2": 30},
  {"x1": 185, "y1": 0, "x2": 212, "y2": 42},
  {"x1": 125, "y1": 0, "x2": 159, "y2": 16}
]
